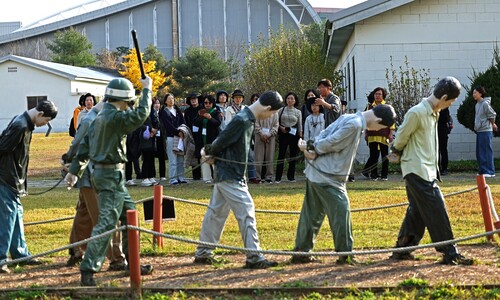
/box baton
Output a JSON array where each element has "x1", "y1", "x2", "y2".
[{"x1": 131, "y1": 30, "x2": 146, "y2": 79}]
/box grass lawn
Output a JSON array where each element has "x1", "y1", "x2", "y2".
[{"x1": 23, "y1": 133, "x2": 497, "y2": 258}]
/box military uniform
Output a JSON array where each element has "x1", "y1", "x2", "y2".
[
  {"x1": 69, "y1": 81, "x2": 151, "y2": 274},
  {"x1": 65, "y1": 107, "x2": 126, "y2": 266}
]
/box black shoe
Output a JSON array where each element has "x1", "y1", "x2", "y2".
[
  {"x1": 244, "y1": 259, "x2": 278, "y2": 269},
  {"x1": 290, "y1": 255, "x2": 320, "y2": 264},
  {"x1": 0, "y1": 264, "x2": 10, "y2": 274},
  {"x1": 193, "y1": 256, "x2": 216, "y2": 265},
  {"x1": 80, "y1": 271, "x2": 96, "y2": 286},
  {"x1": 248, "y1": 178, "x2": 261, "y2": 184},
  {"x1": 66, "y1": 256, "x2": 83, "y2": 267},
  {"x1": 390, "y1": 252, "x2": 415, "y2": 260},
  {"x1": 336, "y1": 255, "x2": 357, "y2": 265},
  {"x1": 108, "y1": 261, "x2": 127, "y2": 271},
  {"x1": 124, "y1": 264, "x2": 154, "y2": 275},
  {"x1": 140, "y1": 264, "x2": 154, "y2": 275},
  {"x1": 20, "y1": 258, "x2": 43, "y2": 266},
  {"x1": 441, "y1": 254, "x2": 473, "y2": 265}
]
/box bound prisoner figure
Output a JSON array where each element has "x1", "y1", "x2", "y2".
[
  {"x1": 0, "y1": 100, "x2": 58, "y2": 274},
  {"x1": 388, "y1": 76, "x2": 473, "y2": 265},
  {"x1": 194, "y1": 91, "x2": 284, "y2": 269}
]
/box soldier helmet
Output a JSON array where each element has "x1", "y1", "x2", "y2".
[{"x1": 105, "y1": 78, "x2": 136, "y2": 102}]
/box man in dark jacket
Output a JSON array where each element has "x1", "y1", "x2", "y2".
[
  {"x1": 183, "y1": 92, "x2": 202, "y2": 180},
  {"x1": 315, "y1": 79, "x2": 342, "y2": 127},
  {"x1": 194, "y1": 91, "x2": 283, "y2": 269},
  {"x1": 0, "y1": 100, "x2": 58, "y2": 274}
]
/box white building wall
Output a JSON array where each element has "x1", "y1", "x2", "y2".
[
  {"x1": 336, "y1": 0, "x2": 500, "y2": 162},
  {"x1": 0, "y1": 61, "x2": 108, "y2": 133}
]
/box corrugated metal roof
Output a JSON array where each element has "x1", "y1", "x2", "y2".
[
  {"x1": 0, "y1": 54, "x2": 117, "y2": 82},
  {"x1": 15, "y1": 0, "x2": 127, "y2": 31},
  {"x1": 0, "y1": 0, "x2": 149, "y2": 44}
]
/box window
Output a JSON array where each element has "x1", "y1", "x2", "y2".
[
  {"x1": 347, "y1": 62, "x2": 351, "y2": 102},
  {"x1": 351, "y1": 56, "x2": 356, "y2": 101},
  {"x1": 27, "y1": 96, "x2": 48, "y2": 110}
]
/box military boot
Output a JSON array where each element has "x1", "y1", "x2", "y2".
[{"x1": 80, "y1": 271, "x2": 96, "y2": 286}]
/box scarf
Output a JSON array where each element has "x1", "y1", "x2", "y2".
[
  {"x1": 202, "y1": 107, "x2": 215, "y2": 145},
  {"x1": 231, "y1": 104, "x2": 242, "y2": 113}
]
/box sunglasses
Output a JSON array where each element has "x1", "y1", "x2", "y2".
[{"x1": 204, "y1": 101, "x2": 212, "y2": 104}]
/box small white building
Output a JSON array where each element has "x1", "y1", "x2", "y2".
[
  {"x1": 0, "y1": 55, "x2": 116, "y2": 133},
  {"x1": 325, "y1": 0, "x2": 500, "y2": 162}
]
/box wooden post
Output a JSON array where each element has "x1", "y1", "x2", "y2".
[
  {"x1": 153, "y1": 185, "x2": 164, "y2": 248},
  {"x1": 126, "y1": 210, "x2": 142, "y2": 298},
  {"x1": 476, "y1": 175, "x2": 495, "y2": 241}
]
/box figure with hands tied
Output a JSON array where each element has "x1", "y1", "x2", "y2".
[
  {"x1": 292, "y1": 104, "x2": 396, "y2": 264},
  {"x1": 193, "y1": 91, "x2": 283, "y2": 269},
  {"x1": 387, "y1": 76, "x2": 473, "y2": 266}
]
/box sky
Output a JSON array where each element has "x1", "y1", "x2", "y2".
[{"x1": 1, "y1": 0, "x2": 367, "y2": 26}]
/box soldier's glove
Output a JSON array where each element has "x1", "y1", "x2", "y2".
[
  {"x1": 140, "y1": 75, "x2": 153, "y2": 91},
  {"x1": 64, "y1": 173, "x2": 79, "y2": 189}
]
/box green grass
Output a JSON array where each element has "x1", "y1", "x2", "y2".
[
  {"x1": 13, "y1": 133, "x2": 500, "y2": 299},
  {"x1": 23, "y1": 133, "x2": 495, "y2": 257}
]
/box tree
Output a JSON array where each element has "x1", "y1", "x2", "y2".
[
  {"x1": 144, "y1": 44, "x2": 169, "y2": 74},
  {"x1": 167, "y1": 47, "x2": 232, "y2": 97},
  {"x1": 119, "y1": 48, "x2": 166, "y2": 95},
  {"x1": 46, "y1": 27, "x2": 96, "y2": 66},
  {"x1": 457, "y1": 45, "x2": 500, "y2": 136},
  {"x1": 385, "y1": 56, "x2": 431, "y2": 126},
  {"x1": 242, "y1": 25, "x2": 343, "y2": 98},
  {"x1": 95, "y1": 48, "x2": 120, "y2": 69}
]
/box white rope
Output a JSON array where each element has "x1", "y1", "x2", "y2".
[
  {"x1": 2, "y1": 224, "x2": 496, "y2": 268},
  {"x1": 0, "y1": 226, "x2": 126, "y2": 266},
  {"x1": 486, "y1": 184, "x2": 499, "y2": 222},
  {"x1": 128, "y1": 225, "x2": 500, "y2": 257},
  {"x1": 165, "y1": 187, "x2": 477, "y2": 214}
]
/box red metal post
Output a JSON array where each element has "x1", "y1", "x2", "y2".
[
  {"x1": 126, "y1": 209, "x2": 142, "y2": 297},
  {"x1": 153, "y1": 185, "x2": 164, "y2": 248},
  {"x1": 476, "y1": 175, "x2": 495, "y2": 241}
]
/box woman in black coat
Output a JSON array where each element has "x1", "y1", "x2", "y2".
[{"x1": 193, "y1": 94, "x2": 222, "y2": 183}]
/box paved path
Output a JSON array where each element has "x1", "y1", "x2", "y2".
[{"x1": 26, "y1": 172, "x2": 493, "y2": 189}]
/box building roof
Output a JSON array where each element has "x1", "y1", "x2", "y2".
[
  {"x1": 1, "y1": 0, "x2": 321, "y2": 45},
  {"x1": 0, "y1": 0, "x2": 147, "y2": 44},
  {"x1": 325, "y1": 0, "x2": 414, "y2": 65},
  {"x1": 0, "y1": 54, "x2": 117, "y2": 83},
  {"x1": 17, "y1": 0, "x2": 126, "y2": 31}
]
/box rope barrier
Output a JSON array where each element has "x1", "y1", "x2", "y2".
[
  {"x1": 164, "y1": 186, "x2": 477, "y2": 215},
  {"x1": 3, "y1": 224, "x2": 497, "y2": 268},
  {"x1": 127, "y1": 225, "x2": 500, "y2": 257},
  {"x1": 25, "y1": 186, "x2": 477, "y2": 227},
  {"x1": 0, "y1": 226, "x2": 126, "y2": 267},
  {"x1": 24, "y1": 196, "x2": 155, "y2": 226},
  {"x1": 25, "y1": 216, "x2": 74, "y2": 226}
]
